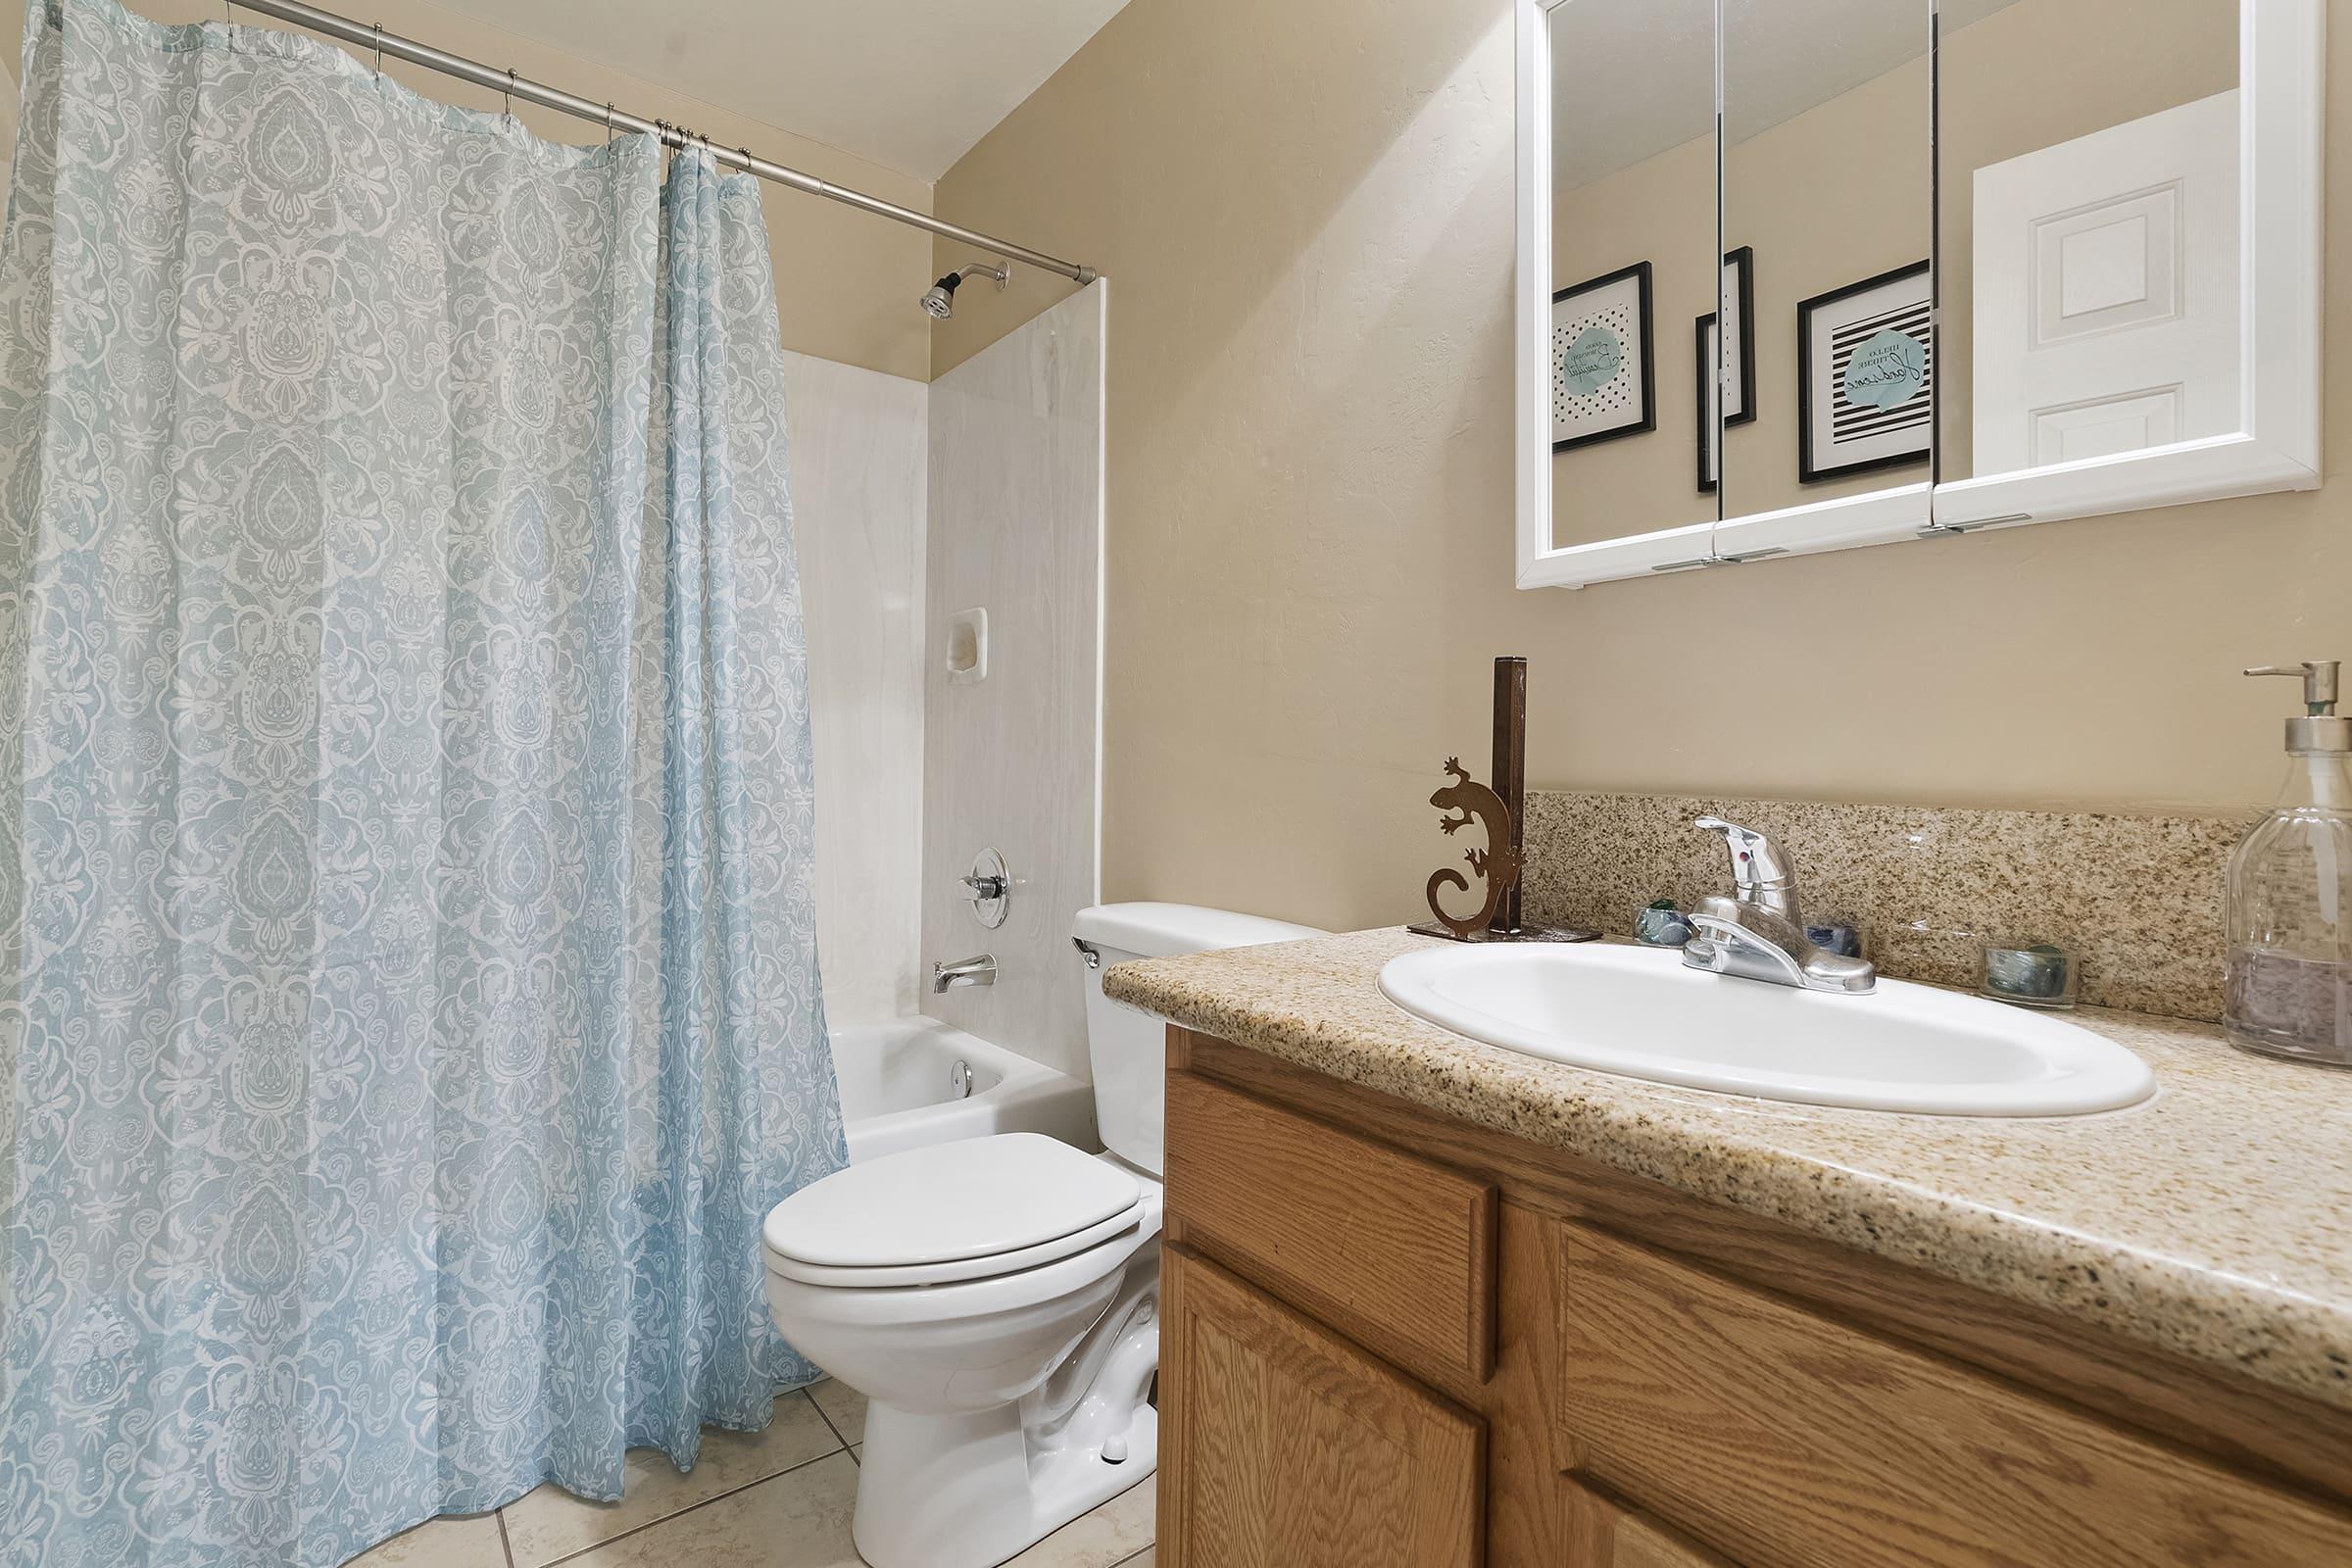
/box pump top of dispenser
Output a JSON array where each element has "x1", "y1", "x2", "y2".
[{"x1": 2244, "y1": 662, "x2": 2349, "y2": 755}]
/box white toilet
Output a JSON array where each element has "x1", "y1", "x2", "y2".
[{"x1": 761, "y1": 902, "x2": 1322, "y2": 1568}]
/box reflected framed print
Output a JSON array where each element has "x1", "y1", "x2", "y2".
[
  {"x1": 1551, "y1": 261, "x2": 1654, "y2": 451},
  {"x1": 1796, "y1": 260, "x2": 1932, "y2": 483}
]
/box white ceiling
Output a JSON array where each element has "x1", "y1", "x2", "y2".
[
  {"x1": 1551, "y1": 0, "x2": 2022, "y2": 190},
  {"x1": 452, "y1": 0, "x2": 1137, "y2": 181}
]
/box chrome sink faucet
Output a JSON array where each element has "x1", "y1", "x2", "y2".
[
  {"x1": 932, "y1": 954, "x2": 997, "y2": 993},
  {"x1": 1682, "y1": 816, "x2": 1875, "y2": 995}
]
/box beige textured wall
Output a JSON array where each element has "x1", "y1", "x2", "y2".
[
  {"x1": 112, "y1": 0, "x2": 935, "y2": 378},
  {"x1": 951, "y1": 0, "x2": 2346, "y2": 935}
]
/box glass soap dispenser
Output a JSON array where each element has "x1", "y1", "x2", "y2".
[{"x1": 2226, "y1": 661, "x2": 2352, "y2": 1065}]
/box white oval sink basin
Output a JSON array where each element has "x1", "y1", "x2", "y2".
[{"x1": 1379, "y1": 943, "x2": 2155, "y2": 1116}]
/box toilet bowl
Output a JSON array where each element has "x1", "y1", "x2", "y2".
[{"x1": 762, "y1": 902, "x2": 1321, "y2": 1568}]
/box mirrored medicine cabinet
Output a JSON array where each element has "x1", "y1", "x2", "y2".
[{"x1": 1515, "y1": 0, "x2": 2324, "y2": 589}]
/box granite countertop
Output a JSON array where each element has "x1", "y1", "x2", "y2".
[{"x1": 1105, "y1": 926, "x2": 2352, "y2": 1414}]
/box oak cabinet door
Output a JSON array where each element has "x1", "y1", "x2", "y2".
[
  {"x1": 1159, "y1": 1246, "x2": 1485, "y2": 1567},
  {"x1": 1560, "y1": 1476, "x2": 1739, "y2": 1568}
]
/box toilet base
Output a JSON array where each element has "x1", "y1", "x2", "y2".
[{"x1": 850, "y1": 1396, "x2": 1157, "y2": 1568}]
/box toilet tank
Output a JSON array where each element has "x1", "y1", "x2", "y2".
[{"x1": 1072, "y1": 902, "x2": 1325, "y2": 1177}]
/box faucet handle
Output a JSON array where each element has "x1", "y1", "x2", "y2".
[{"x1": 1693, "y1": 815, "x2": 1797, "y2": 899}]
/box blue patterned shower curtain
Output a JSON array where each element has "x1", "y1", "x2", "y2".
[{"x1": 0, "y1": 2, "x2": 846, "y2": 1563}]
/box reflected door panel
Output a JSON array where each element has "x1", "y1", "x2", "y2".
[
  {"x1": 1936, "y1": 0, "x2": 2239, "y2": 484},
  {"x1": 1971, "y1": 91, "x2": 2239, "y2": 472}
]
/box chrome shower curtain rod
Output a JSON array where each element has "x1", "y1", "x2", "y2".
[{"x1": 221, "y1": 0, "x2": 1100, "y2": 284}]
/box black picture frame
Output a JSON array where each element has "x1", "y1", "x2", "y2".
[
  {"x1": 1695, "y1": 312, "x2": 1719, "y2": 495},
  {"x1": 1720, "y1": 245, "x2": 1756, "y2": 429},
  {"x1": 1796, "y1": 260, "x2": 1933, "y2": 484},
  {"x1": 1696, "y1": 248, "x2": 1756, "y2": 496},
  {"x1": 1550, "y1": 261, "x2": 1655, "y2": 453}
]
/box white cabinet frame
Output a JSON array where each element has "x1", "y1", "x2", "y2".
[{"x1": 1515, "y1": 0, "x2": 2324, "y2": 591}]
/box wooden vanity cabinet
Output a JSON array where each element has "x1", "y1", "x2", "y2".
[
  {"x1": 1158, "y1": 1247, "x2": 1484, "y2": 1566},
  {"x1": 1156, "y1": 1027, "x2": 2352, "y2": 1568}
]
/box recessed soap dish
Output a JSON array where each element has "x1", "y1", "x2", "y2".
[{"x1": 946, "y1": 607, "x2": 988, "y2": 684}]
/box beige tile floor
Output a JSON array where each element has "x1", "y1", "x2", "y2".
[{"x1": 348, "y1": 1382, "x2": 1152, "y2": 1568}]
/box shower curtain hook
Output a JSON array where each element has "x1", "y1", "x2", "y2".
[
  {"x1": 502, "y1": 68, "x2": 516, "y2": 127},
  {"x1": 605, "y1": 102, "x2": 616, "y2": 146},
  {"x1": 370, "y1": 23, "x2": 382, "y2": 83}
]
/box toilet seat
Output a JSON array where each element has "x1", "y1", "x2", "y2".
[
  {"x1": 762, "y1": 1132, "x2": 1146, "y2": 1288},
  {"x1": 765, "y1": 1202, "x2": 1148, "y2": 1288}
]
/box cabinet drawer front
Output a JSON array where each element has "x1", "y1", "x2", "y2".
[
  {"x1": 1161, "y1": 1246, "x2": 1484, "y2": 1568},
  {"x1": 1555, "y1": 1223, "x2": 2352, "y2": 1568},
  {"x1": 1166, "y1": 1066, "x2": 1496, "y2": 1388}
]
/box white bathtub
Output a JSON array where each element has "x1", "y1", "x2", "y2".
[{"x1": 829, "y1": 1017, "x2": 1099, "y2": 1163}]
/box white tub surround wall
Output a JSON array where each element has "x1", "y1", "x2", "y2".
[
  {"x1": 786, "y1": 350, "x2": 930, "y2": 1024},
  {"x1": 920, "y1": 283, "x2": 1107, "y2": 1079}
]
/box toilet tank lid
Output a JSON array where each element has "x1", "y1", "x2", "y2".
[{"x1": 1072, "y1": 902, "x2": 1325, "y2": 959}]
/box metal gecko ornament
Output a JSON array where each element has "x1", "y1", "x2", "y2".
[
  {"x1": 1408, "y1": 658, "x2": 1598, "y2": 946},
  {"x1": 1421, "y1": 757, "x2": 1520, "y2": 940}
]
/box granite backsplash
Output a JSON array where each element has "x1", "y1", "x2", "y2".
[{"x1": 1519, "y1": 792, "x2": 2250, "y2": 1022}]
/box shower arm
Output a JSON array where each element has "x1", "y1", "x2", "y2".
[{"x1": 219, "y1": 0, "x2": 1102, "y2": 286}]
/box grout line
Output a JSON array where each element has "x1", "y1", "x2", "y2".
[
  {"x1": 533, "y1": 1445, "x2": 850, "y2": 1568},
  {"x1": 802, "y1": 1383, "x2": 854, "y2": 1453},
  {"x1": 496, "y1": 1506, "x2": 516, "y2": 1568}
]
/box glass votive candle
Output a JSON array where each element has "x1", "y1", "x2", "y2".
[
  {"x1": 1980, "y1": 941, "x2": 2079, "y2": 1009},
  {"x1": 1634, "y1": 901, "x2": 1694, "y2": 948}
]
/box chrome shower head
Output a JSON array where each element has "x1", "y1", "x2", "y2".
[{"x1": 921, "y1": 261, "x2": 1009, "y2": 320}]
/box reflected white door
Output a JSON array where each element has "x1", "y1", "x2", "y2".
[{"x1": 1972, "y1": 90, "x2": 2239, "y2": 473}]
